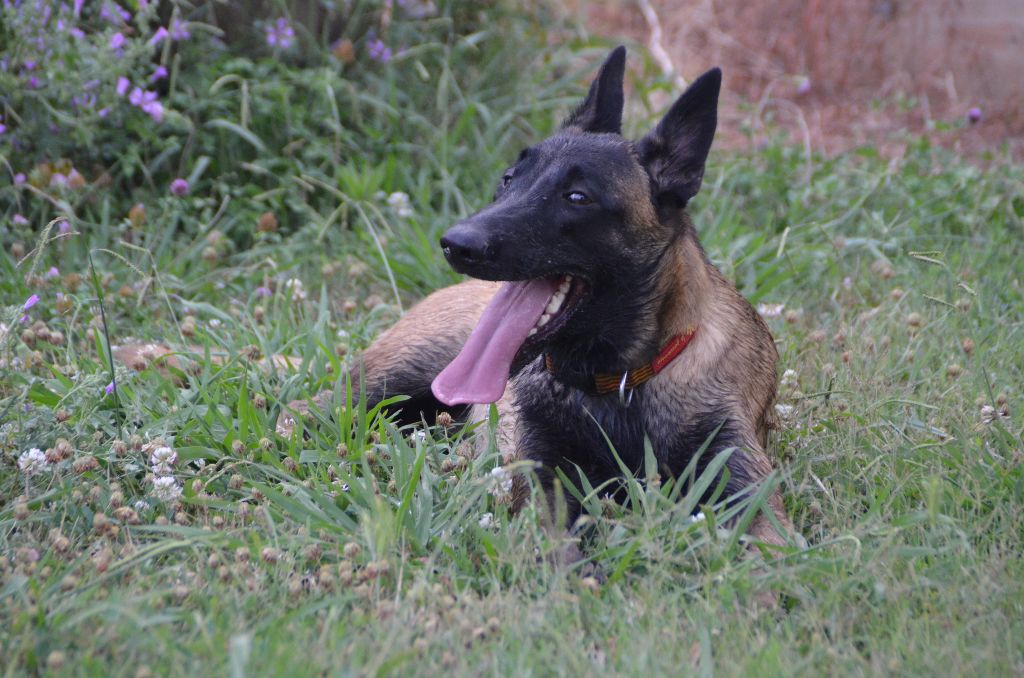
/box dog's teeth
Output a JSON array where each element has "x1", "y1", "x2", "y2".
[
  {"x1": 528, "y1": 328, "x2": 537, "y2": 337},
  {"x1": 538, "y1": 313, "x2": 551, "y2": 327},
  {"x1": 559, "y1": 277, "x2": 571, "y2": 293},
  {"x1": 546, "y1": 292, "x2": 565, "y2": 315}
]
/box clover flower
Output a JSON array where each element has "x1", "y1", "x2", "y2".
[
  {"x1": 149, "y1": 445, "x2": 177, "y2": 474},
  {"x1": 780, "y1": 369, "x2": 799, "y2": 388},
  {"x1": 170, "y1": 178, "x2": 189, "y2": 196},
  {"x1": 105, "y1": 381, "x2": 115, "y2": 395},
  {"x1": 757, "y1": 303, "x2": 785, "y2": 318},
  {"x1": 13, "y1": 213, "x2": 29, "y2": 226},
  {"x1": 116, "y1": 77, "x2": 130, "y2": 96},
  {"x1": 265, "y1": 18, "x2": 296, "y2": 49},
  {"x1": 487, "y1": 466, "x2": 513, "y2": 499},
  {"x1": 387, "y1": 191, "x2": 414, "y2": 218},
  {"x1": 967, "y1": 107, "x2": 982, "y2": 124},
  {"x1": 19, "y1": 448, "x2": 49, "y2": 476},
  {"x1": 150, "y1": 476, "x2": 183, "y2": 502},
  {"x1": 283, "y1": 278, "x2": 307, "y2": 301},
  {"x1": 255, "y1": 286, "x2": 272, "y2": 298}
]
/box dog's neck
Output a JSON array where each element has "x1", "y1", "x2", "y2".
[
  {"x1": 542, "y1": 222, "x2": 713, "y2": 389},
  {"x1": 654, "y1": 226, "x2": 714, "y2": 345}
]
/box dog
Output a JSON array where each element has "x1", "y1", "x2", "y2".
[
  {"x1": 120, "y1": 46, "x2": 792, "y2": 550},
  {"x1": 279, "y1": 46, "x2": 793, "y2": 550}
]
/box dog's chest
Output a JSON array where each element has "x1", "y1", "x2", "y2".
[{"x1": 513, "y1": 369, "x2": 667, "y2": 479}]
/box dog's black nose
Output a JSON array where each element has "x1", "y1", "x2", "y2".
[{"x1": 440, "y1": 224, "x2": 498, "y2": 267}]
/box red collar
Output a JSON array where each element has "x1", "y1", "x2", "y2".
[{"x1": 544, "y1": 326, "x2": 697, "y2": 395}]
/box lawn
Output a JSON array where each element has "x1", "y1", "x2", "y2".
[{"x1": 2, "y1": 2, "x2": 1023, "y2": 676}]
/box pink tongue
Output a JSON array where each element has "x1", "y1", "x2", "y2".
[{"x1": 432, "y1": 278, "x2": 559, "y2": 405}]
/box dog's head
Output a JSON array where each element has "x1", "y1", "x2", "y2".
[{"x1": 432, "y1": 47, "x2": 721, "y2": 405}]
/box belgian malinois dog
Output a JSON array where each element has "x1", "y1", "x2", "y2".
[
  {"x1": 114, "y1": 46, "x2": 792, "y2": 552},
  {"x1": 303, "y1": 46, "x2": 793, "y2": 549}
]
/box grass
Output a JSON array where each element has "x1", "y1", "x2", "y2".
[{"x1": 3, "y1": 7, "x2": 1024, "y2": 676}]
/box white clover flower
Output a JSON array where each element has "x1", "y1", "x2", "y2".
[
  {"x1": 780, "y1": 369, "x2": 799, "y2": 388},
  {"x1": 18, "y1": 448, "x2": 49, "y2": 476},
  {"x1": 775, "y1": 403, "x2": 795, "y2": 419},
  {"x1": 980, "y1": 405, "x2": 1007, "y2": 425},
  {"x1": 387, "y1": 191, "x2": 414, "y2": 218},
  {"x1": 208, "y1": 318, "x2": 222, "y2": 328},
  {"x1": 283, "y1": 278, "x2": 307, "y2": 302},
  {"x1": 478, "y1": 512, "x2": 499, "y2": 529},
  {"x1": 487, "y1": 466, "x2": 513, "y2": 499},
  {"x1": 757, "y1": 303, "x2": 785, "y2": 318},
  {"x1": 149, "y1": 445, "x2": 177, "y2": 475},
  {"x1": 689, "y1": 511, "x2": 706, "y2": 524},
  {"x1": 150, "y1": 476, "x2": 183, "y2": 503}
]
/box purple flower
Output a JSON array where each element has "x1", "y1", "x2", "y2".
[
  {"x1": 967, "y1": 107, "x2": 982, "y2": 124},
  {"x1": 149, "y1": 26, "x2": 169, "y2": 46},
  {"x1": 150, "y1": 66, "x2": 168, "y2": 82},
  {"x1": 59, "y1": 221, "x2": 71, "y2": 233},
  {"x1": 367, "y1": 38, "x2": 392, "y2": 63},
  {"x1": 171, "y1": 19, "x2": 190, "y2": 41},
  {"x1": 265, "y1": 17, "x2": 296, "y2": 49},
  {"x1": 797, "y1": 76, "x2": 811, "y2": 95},
  {"x1": 14, "y1": 173, "x2": 26, "y2": 184},
  {"x1": 110, "y1": 32, "x2": 126, "y2": 50},
  {"x1": 143, "y1": 100, "x2": 164, "y2": 122},
  {"x1": 24, "y1": 294, "x2": 39, "y2": 311},
  {"x1": 27, "y1": 76, "x2": 40, "y2": 89},
  {"x1": 13, "y1": 214, "x2": 29, "y2": 226},
  {"x1": 105, "y1": 381, "x2": 116, "y2": 395},
  {"x1": 170, "y1": 178, "x2": 189, "y2": 196},
  {"x1": 129, "y1": 87, "x2": 144, "y2": 105},
  {"x1": 45, "y1": 266, "x2": 59, "y2": 279},
  {"x1": 69, "y1": 27, "x2": 85, "y2": 40},
  {"x1": 98, "y1": 107, "x2": 110, "y2": 118},
  {"x1": 100, "y1": 2, "x2": 130, "y2": 23},
  {"x1": 255, "y1": 286, "x2": 272, "y2": 297},
  {"x1": 116, "y1": 77, "x2": 130, "y2": 96},
  {"x1": 0, "y1": 123, "x2": 5, "y2": 135},
  {"x1": 74, "y1": 0, "x2": 84, "y2": 16},
  {"x1": 50, "y1": 173, "x2": 68, "y2": 187}
]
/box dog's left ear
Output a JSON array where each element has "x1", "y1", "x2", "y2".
[
  {"x1": 636, "y1": 67, "x2": 721, "y2": 209},
  {"x1": 561, "y1": 46, "x2": 627, "y2": 134}
]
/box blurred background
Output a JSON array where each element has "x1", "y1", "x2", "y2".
[{"x1": 581, "y1": 0, "x2": 1023, "y2": 157}]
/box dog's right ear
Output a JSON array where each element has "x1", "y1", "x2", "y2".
[
  {"x1": 636, "y1": 67, "x2": 721, "y2": 209},
  {"x1": 561, "y1": 46, "x2": 627, "y2": 135}
]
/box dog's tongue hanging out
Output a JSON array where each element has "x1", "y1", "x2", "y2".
[{"x1": 431, "y1": 278, "x2": 560, "y2": 405}]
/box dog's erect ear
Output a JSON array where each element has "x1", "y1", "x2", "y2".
[
  {"x1": 561, "y1": 46, "x2": 626, "y2": 134},
  {"x1": 636, "y1": 67, "x2": 721, "y2": 209}
]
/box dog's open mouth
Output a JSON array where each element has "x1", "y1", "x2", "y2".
[{"x1": 431, "y1": 275, "x2": 587, "y2": 406}]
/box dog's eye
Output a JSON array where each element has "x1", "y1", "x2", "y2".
[{"x1": 565, "y1": 191, "x2": 592, "y2": 206}]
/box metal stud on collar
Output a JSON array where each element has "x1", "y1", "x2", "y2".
[{"x1": 618, "y1": 372, "x2": 635, "y2": 408}]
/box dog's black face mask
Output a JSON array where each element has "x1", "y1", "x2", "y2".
[{"x1": 432, "y1": 47, "x2": 721, "y2": 406}]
